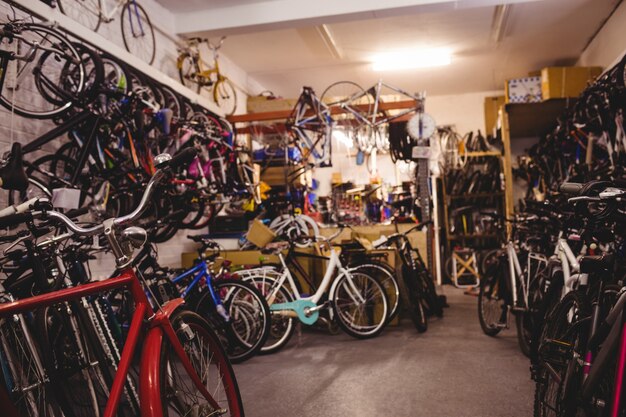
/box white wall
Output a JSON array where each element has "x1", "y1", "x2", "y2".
[
  {"x1": 312, "y1": 90, "x2": 503, "y2": 196},
  {"x1": 578, "y1": 0, "x2": 626, "y2": 69}
]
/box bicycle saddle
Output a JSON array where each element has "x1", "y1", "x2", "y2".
[
  {"x1": 261, "y1": 241, "x2": 289, "y2": 255},
  {"x1": 187, "y1": 234, "x2": 219, "y2": 249},
  {"x1": 0, "y1": 143, "x2": 28, "y2": 191}
]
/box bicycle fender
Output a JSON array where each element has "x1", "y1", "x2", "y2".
[
  {"x1": 155, "y1": 298, "x2": 186, "y2": 321},
  {"x1": 141, "y1": 326, "x2": 165, "y2": 417}
]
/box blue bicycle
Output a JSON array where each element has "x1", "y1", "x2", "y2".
[{"x1": 135, "y1": 236, "x2": 271, "y2": 363}]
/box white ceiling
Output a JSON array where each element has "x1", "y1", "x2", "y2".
[{"x1": 155, "y1": 0, "x2": 619, "y2": 98}]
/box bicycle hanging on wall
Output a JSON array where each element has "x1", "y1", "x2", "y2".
[{"x1": 56, "y1": 0, "x2": 156, "y2": 64}]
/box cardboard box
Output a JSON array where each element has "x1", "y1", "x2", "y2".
[
  {"x1": 541, "y1": 66, "x2": 603, "y2": 100},
  {"x1": 246, "y1": 96, "x2": 297, "y2": 113},
  {"x1": 246, "y1": 220, "x2": 276, "y2": 248},
  {"x1": 484, "y1": 96, "x2": 505, "y2": 136},
  {"x1": 260, "y1": 164, "x2": 304, "y2": 186},
  {"x1": 505, "y1": 76, "x2": 542, "y2": 103}
]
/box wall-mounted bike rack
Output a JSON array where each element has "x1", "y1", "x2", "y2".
[{"x1": 7, "y1": 0, "x2": 224, "y2": 116}]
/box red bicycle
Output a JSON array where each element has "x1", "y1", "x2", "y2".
[{"x1": 0, "y1": 148, "x2": 244, "y2": 417}]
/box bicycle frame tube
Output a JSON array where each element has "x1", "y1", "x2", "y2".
[
  {"x1": 610, "y1": 310, "x2": 626, "y2": 417},
  {"x1": 171, "y1": 261, "x2": 206, "y2": 298},
  {"x1": 506, "y1": 242, "x2": 523, "y2": 306},
  {"x1": 128, "y1": 0, "x2": 146, "y2": 37}
]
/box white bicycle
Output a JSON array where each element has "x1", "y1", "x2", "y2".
[{"x1": 237, "y1": 234, "x2": 389, "y2": 353}]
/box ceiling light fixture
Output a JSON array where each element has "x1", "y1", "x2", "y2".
[
  {"x1": 371, "y1": 48, "x2": 451, "y2": 71},
  {"x1": 491, "y1": 4, "x2": 511, "y2": 44}
]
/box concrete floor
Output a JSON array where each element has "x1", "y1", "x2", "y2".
[{"x1": 233, "y1": 286, "x2": 534, "y2": 417}]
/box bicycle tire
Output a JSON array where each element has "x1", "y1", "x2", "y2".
[
  {"x1": 160, "y1": 309, "x2": 244, "y2": 417},
  {"x1": 36, "y1": 305, "x2": 102, "y2": 417},
  {"x1": 0, "y1": 314, "x2": 65, "y2": 417},
  {"x1": 57, "y1": 0, "x2": 102, "y2": 31},
  {"x1": 332, "y1": 271, "x2": 388, "y2": 338},
  {"x1": 178, "y1": 52, "x2": 201, "y2": 93},
  {"x1": 196, "y1": 279, "x2": 271, "y2": 363},
  {"x1": 477, "y1": 259, "x2": 507, "y2": 336},
  {"x1": 213, "y1": 78, "x2": 238, "y2": 116},
  {"x1": 242, "y1": 274, "x2": 296, "y2": 354},
  {"x1": 120, "y1": 2, "x2": 156, "y2": 65},
  {"x1": 348, "y1": 261, "x2": 400, "y2": 321},
  {"x1": 0, "y1": 23, "x2": 84, "y2": 119},
  {"x1": 400, "y1": 265, "x2": 428, "y2": 332},
  {"x1": 534, "y1": 291, "x2": 590, "y2": 417}
]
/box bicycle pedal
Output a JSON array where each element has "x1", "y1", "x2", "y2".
[
  {"x1": 496, "y1": 322, "x2": 508, "y2": 329},
  {"x1": 511, "y1": 306, "x2": 527, "y2": 313}
]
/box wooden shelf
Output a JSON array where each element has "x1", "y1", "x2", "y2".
[
  {"x1": 465, "y1": 151, "x2": 502, "y2": 158},
  {"x1": 448, "y1": 192, "x2": 504, "y2": 200},
  {"x1": 504, "y1": 98, "x2": 576, "y2": 139},
  {"x1": 447, "y1": 233, "x2": 498, "y2": 240},
  {"x1": 227, "y1": 99, "x2": 418, "y2": 124}
]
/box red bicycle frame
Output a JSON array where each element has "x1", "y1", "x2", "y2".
[{"x1": 0, "y1": 267, "x2": 221, "y2": 417}]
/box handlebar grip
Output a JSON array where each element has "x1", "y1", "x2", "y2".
[
  {"x1": 559, "y1": 182, "x2": 583, "y2": 195},
  {"x1": 65, "y1": 206, "x2": 90, "y2": 219},
  {"x1": 0, "y1": 211, "x2": 33, "y2": 228},
  {"x1": 166, "y1": 147, "x2": 198, "y2": 170}
]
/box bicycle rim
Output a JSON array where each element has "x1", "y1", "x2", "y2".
[
  {"x1": 333, "y1": 272, "x2": 388, "y2": 338},
  {"x1": 160, "y1": 310, "x2": 243, "y2": 417},
  {"x1": 121, "y1": 2, "x2": 156, "y2": 65}
]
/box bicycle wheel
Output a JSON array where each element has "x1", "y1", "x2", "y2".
[
  {"x1": 213, "y1": 78, "x2": 238, "y2": 116},
  {"x1": 178, "y1": 53, "x2": 201, "y2": 93},
  {"x1": 57, "y1": 0, "x2": 102, "y2": 31},
  {"x1": 348, "y1": 262, "x2": 400, "y2": 321},
  {"x1": 242, "y1": 273, "x2": 296, "y2": 354},
  {"x1": 332, "y1": 271, "x2": 388, "y2": 338},
  {"x1": 37, "y1": 305, "x2": 103, "y2": 417},
  {"x1": 194, "y1": 279, "x2": 270, "y2": 363},
  {"x1": 478, "y1": 260, "x2": 508, "y2": 336},
  {"x1": 0, "y1": 23, "x2": 84, "y2": 119},
  {"x1": 160, "y1": 310, "x2": 244, "y2": 417},
  {"x1": 213, "y1": 279, "x2": 270, "y2": 363},
  {"x1": 120, "y1": 2, "x2": 156, "y2": 65},
  {"x1": 400, "y1": 265, "x2": 428, "y2": 332},
  {"x1": 534, "y1": 291, "x2": 589, "y2": 417},
  {"x1": 0, "y1": 313, "x2": 65, "y2": 417},
  {"x1": 101, "y1": 54, "x2": 133, "y2": 93}
]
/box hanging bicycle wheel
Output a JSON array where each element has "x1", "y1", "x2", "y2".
[
  {"x1": 160, "y1": 310, "x2": 244, "y2": 417},
  {"x1": 0, "y1": 23, "x2": 85, "y2": 119},
  {"x1": 332, "y1": 271, "x2": 388, "y2": 338},
  {"x1": 120, "y1": 2, "x2": 156, "y2": 65},
  {"x1": 213, "y1": 78, "x2": 238, "y2": 116},
  {"x1": 57, "y1": 0, "x2": 102, "y2": 31},
  {"x1": 178, "y1": 53, "x2": 201, "y2": 93}
]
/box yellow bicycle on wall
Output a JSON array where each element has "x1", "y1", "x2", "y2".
[{"x1": 177, "y1": 36, "x2": 238, "y2": 116}]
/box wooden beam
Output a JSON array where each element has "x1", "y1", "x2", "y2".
[{"x1": 227, "y1": 99, "x2": 418, "y2": 124}]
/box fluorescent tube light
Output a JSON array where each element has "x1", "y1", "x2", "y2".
[{"x1": 371, "y1": 48, "x2": 451, "y2": 71}]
